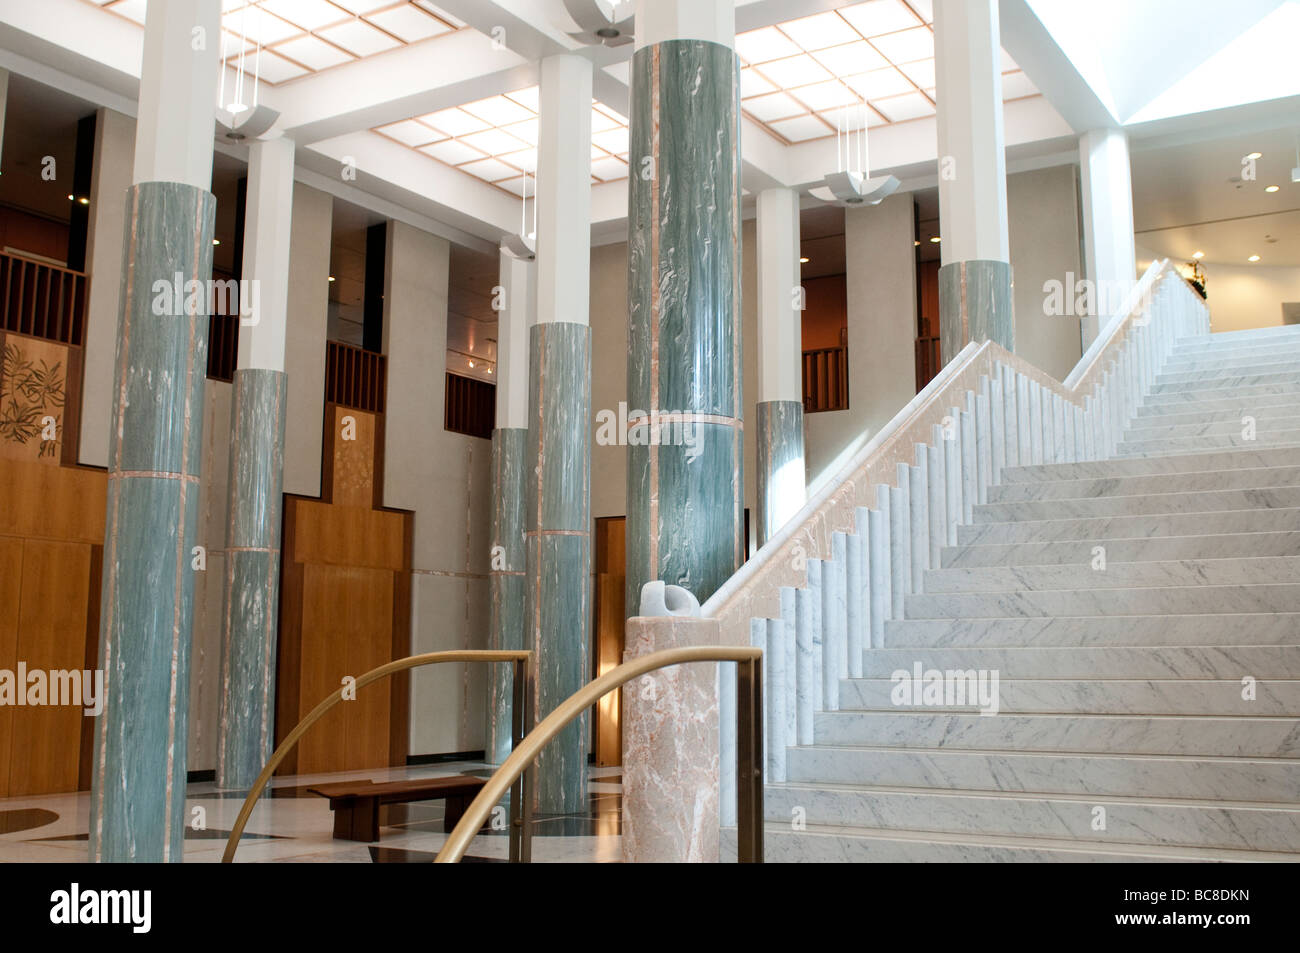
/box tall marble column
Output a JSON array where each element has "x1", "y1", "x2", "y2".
[
  {"x1": 934, "y1": 0, "x2": 1013, "y2": 365},
  {"x1": 90, "y1": 0, "x2": 221, "y2": 863},
  {"x1": 487, "y1": 247, "x2": 533, "y2": 764},
  {"x1": 627, "y1": 0, "x2": 743, "y2": 612},
  {"x1": 216, "y1": 135, "x2": 295, "y2": 789},
  {"x1": 526, "y1": 54, "x2": 593, "y2": 813},
  {"x1": 1079, "y1": 128, "x2": 1136, "y2": 348},
  {"x1": 756, "y1": 188, "x2": 805, "y2": 547}
]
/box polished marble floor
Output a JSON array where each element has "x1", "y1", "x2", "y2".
[{"x1": 0, "y1": 762, "x2": 622, "y2": 863}]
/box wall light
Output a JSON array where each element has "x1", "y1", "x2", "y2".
[
  {"x1": 1265, "y1": 185, "x2": 1280, "y2": 192},
  {"x1": 1248, "y1": 254, "x2": 1261, "y2": 262},
  {"x1": 328, "y1": 276, "x2": 336, "y2": 282},
  {"x1": 799, "y1": 257, "x2": 810, "y2": 263},
  {"x1": 212, "y1": 238, "x2": 221, "y2": 246},
  {"x1": 929, "y1": 236, "x2": 941, "y2": 243}
]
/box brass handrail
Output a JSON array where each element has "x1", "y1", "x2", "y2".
[
  {"x1": 436, "y1": 645, "x2": 764, "y2": 864},
  {"x1": 221, "y1": 649, "x2": 534, "y2": 863}
]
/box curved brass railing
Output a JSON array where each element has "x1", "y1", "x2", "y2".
[
  {"x1": 221, "y1": 649, "x2": 533, "y2": 864},
  {"x1": 436, "y1": 645, "x2": 764, "y2": 864}
]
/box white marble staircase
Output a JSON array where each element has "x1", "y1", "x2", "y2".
[{"x1": 733, "y1": 322, "x2": 1300, "y2": 862}]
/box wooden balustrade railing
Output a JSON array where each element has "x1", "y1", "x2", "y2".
[
  {"x1": 325, "y1": 340, "x2": 387, "y2": 413},
  {"x1": 444, "y1": 372, "x2": 494, "y2": 439},
  {"x1": 0, "y1": 251, "x2": 87, "y2": 346},
  {"x1": 802, "y1": 345, "x2": 849, "y2": 413}
]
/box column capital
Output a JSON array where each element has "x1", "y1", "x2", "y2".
[{"x1": 635, "y1": 0, "x2": 735, "y2": 50}]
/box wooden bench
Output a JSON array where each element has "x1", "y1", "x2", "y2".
[{"x1": 307, "y1": 776, "x2": 488, "y2": 842}]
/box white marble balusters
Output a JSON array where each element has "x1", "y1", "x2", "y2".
[
  {"x1": 844, "y1": 530, "x2": 865, "y2": 678},
  {"x1": 806, "y1": 558, "x2": 824, "y2": 712},
  {"x1": 890, "y1": 466, "x2": 911, "y2": 620},
  {"x1": 764, "y1": 617, "x2": 787, "y2": 782},
  {"x1": 927, "y1": 431, "x2": 946, "y2": 571},
  {"x1": 1028, "y1": 382, "x2": 1044, "y2": 465},
  {"x1": 1016, "y1": 374, "x2": 1032, "y2": 467},
  {"x1": 989, "y1": 374, "x2": 1005, "y2": 484},
  {"x1": 794, "y1": 584, "x2": 816, "y2": 745},
  {"x1": 960, "y1": 401, "x2": 977, "y2": 521},
  {"x1": 1001, "y1": 364, "x2": 1019, "y2": 469},
  {"x1": 779, "y1": 586, "x2": 797, "y2": 754},
  {"x1": 975, "y1": 381, "x2": 992, "y2": 503},
  {"x1": 868, "y1": 487, "x2": 892, "y2": 645},
  {"x1": 909, "y1": 451, "x2": 928, "y2": 591},
  {"x1": 944, "y1": 413, "x2": 962, "y2": 546},
  {"x1": 823, "y1": 535, "x2": 847, "y2": 710}
]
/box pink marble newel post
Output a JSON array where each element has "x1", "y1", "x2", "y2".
[{"x1": 622, "y1": 616, "x2": 723, "y2": 863}]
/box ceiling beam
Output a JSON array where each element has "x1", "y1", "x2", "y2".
[{"x1": 998, "y1": 0, "x2": 1115, "y2": 133}]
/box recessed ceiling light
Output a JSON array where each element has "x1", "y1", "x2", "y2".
[
  {"x1": 79, "y1": 197, "x2": 90, "y2": 205},
  {"x1": 1265, "y1": 185, "x2": 1280, "y2": 192},
  {"x1": 328, "y1": 276, "x2": 336, "y2": 282},
  {"x1": 67, "y1": 194, "x2": 75, "y2": 201},
  {"x1": 212, "y1": 238, "x2": 221, "y2": 245},
  {"x1": 929, "y1": 236, "x2": 941, "y2": 243},
  {"x1": 1248, "y1": 254, "x2": 1261, "y2": 262},
  {"x1": 913, "y1": 240, "x2": 920, "y2": 246},
  {"x1": 800, "y1": 256, "x2": 810, "y2": 263},
  {"x1": 1247, "y1": 152, "x2": 1262, "y2": 159},
  {"x1": 1192, "y1": 251, "x2": 1204, "y2": 258}
]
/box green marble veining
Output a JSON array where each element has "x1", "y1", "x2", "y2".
[
  {"x1": 91, "y1": 180, "x2": 215, "y2": 864},
  {"x1": 525, "y1": 322, "x2": 591, "y2": 813},
  {"x1": 216, "y1": 368, "x2": 287, "y2": 789},
  {"x1": 939, "y1": 259, "x2": 1014, "y2": 365},
  {"x1": 626, "y1": 39, "x2": 743, "y2": 615},
  {"x1": 487, "y1": 426, "x2": 527, "y2": 765},
  {"x1": 756, "y1": 400, "x2": 805, "y2": 546}
]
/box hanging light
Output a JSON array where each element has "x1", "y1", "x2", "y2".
[
  {"x1": 215, "y1": 5, "x2": 281, "y2": 143},
  {"x1": 810, "y1": 93, "x2": 898, "y2": 207}
]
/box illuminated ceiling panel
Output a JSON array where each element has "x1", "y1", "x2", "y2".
[
  {"x1": 739, "y1": 0, "x2": 1039, "y2": 145},
  {"x1": 85, "y1": 0, "x2": 461, "y2": 84},
  {"x1": 376, "y1": 90, "x2": 631, "y2": 196}
]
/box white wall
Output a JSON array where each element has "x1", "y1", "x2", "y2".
[
  {"x1": 804, "y1": 193, "x2": 916, "y2": 486},
  {"x1": 1202, "y1": 263, "x2": 1300, "y2": 332},
  {"x1": 382, "y1": 221, "x2": 492, "y2": 757},
  {"x1": 79, "y1": 107, "x2": 135, "y2": 468},
  {"x1": 1008, "y1": 164, "x2": 1085, "y2": 381},
  {"x1": 282, "y1": 183, "x2": 332, "y2": 497}
]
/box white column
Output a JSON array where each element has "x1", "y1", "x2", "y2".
[
  {"x1": 1079, "y1": 127, "x2": 1136, "y2": 347},
  {"x1": 636, "y1": 0, "x2": 735, "y2": 47},
  {"x1": 132, "y1": 0, "x2": 220, "y2": 188},
  {"x1": 536, "y1": 54, "x2": 592, "y2": 327},
  {"x1": 934, "y1": 0, "x2": 1008, "y2": 266},
  {"x1": 757, "y1": 188, "x2": 802, "y2": 404},
  {"x1": 496, "y1": 249, "x2": 534, "y2": 430},
  {"x1": 237, "y1": 135, "x2": 295, "y2": 370}
]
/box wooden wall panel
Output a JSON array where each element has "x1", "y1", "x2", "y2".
[
  {"x1": 9, "y1": 539, "x2": 91, "y2": 795},
  {"x1": 296, "y1": 564, "x2": 352, "y2": 775},
  {"x1": 291, "y1": 500, "x2": 405, "y2": 569},
  {"x1": 330, "y1": 406, "x2": 375, "y2": 508},
  {"x1": 0, "y1": 538, "x2": 24, "y2": 797},
  {"x1": 593, "y1": 517, "x2": 626, "y2": 767},
  {"x1": 0, "y1": 458, "x2": 105, "y2": 542},
  {"x1": 343, "y1": 568, "x2": 393, "y2": 771}
]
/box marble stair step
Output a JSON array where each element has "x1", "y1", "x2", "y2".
[
  {"x1": 734, "y1": 822, "x2": 1300, "y2": 863},
  {"x1": 762, "y1": 783, "x2": 1300, "y2": 853},
  {"x1": 924, "y1": 556, "x2": 1300, "y2": 592},
  {"x1": 1149, "y1": 370, "x2": 1300, "y2": 394},
  {"x1": 956, "y1": 508, "x2": 1300, "y2": 545},
  {"x1": 859, "y1": 645, "x2": 1300, "y2": 679},
  {"x1": 986, "y1": 467, "x2": 1300, "y2": 502},
  {"x1": 972, "y1": 488, "x2": 1300, "y2": 523},
  {"x1": 1000, "y1": 447, "x2": 1300, "y2": 483},
  {"x1": 1161, "y1": 354, "x2": 1300, "y2": 375},
  {"x1": 1174, "y1": 327, "x2": 1300, "y2": 349},
  {"x1": 1124, "y1": 415, "x2": 1300, "y2": 439},
  {"x1": 883, "y1": 614, "x2": 1300, "y2": 648},
  {"x1": 1139, "y1": 382, "x2": 1300, "y2": 407},
  {"x1": 1129, "y1": 401, "x2": 1300, "y2": 428},
  {"x1": 811, "y1": 710, "x2": 1300, "y2": 757},
  {"x1": 783, "y1": 744, "x2": 1300, "y2": 800},
  {"x1": 941, "y1": 532, "x2": 1300, "y2": 568},
  {"x1": 1116, "y1": 433, "x2": 1300, "y2": 456},
  {"x1": 905, "y1": 583, "x2": 1300, "y2": 619},
  {"x1": 836, "y1": 677, "x2": 1300, "y2": 716}
]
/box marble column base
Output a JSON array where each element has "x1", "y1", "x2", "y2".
[
  {"x1": 756, "y1": 400, "x2": 805, "y2": 547},
  {"x1": 488, "y1": 427, "x2": 527, "y2": 764},
  {"x1": 216, "y1": 368, "x2": 287, "y2": 790},
  {"x1": 91, "y1": 181, "x2": 216, "y2": 862},
  {"x1": 622, "y1": 615, "x2": 721, "y2": 863},
  {"x1": 525, "y1": 322, "x2": 592, "y2": 814},
  {"x1": 939, "y1": 259, "x2": 1014, "y2": 365}
]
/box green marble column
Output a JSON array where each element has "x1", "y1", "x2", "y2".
[
  {"x1": 90, "y1": 181, "x2": 215, "y2": 862},
  {"x1": 756, "y1": 400, "x2": 804, "y2": 546},
  {"x1": 939, "y1": 259, "x2": 1014, "y2": 365},
  {"x1": 627, "y1": 39, "x2": 743, "y2": 615},
  {"x1": 216, "y1": 368, "x2": 287, "y2": 788},
  {"x1": 525, "y1": 322, "x2": 592, "y2": 812},
  {"x1": 487, "y1": 426, "x2": 527, "y2": 764}
]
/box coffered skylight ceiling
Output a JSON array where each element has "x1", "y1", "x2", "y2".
[
  {"x1": 738, "y1": 0, "x2": 1038, "y2": 144},
  {"x1": 374, "y1": 90, "x2": 631, "y2": 196},
  {"x1": 84, "y1": 0, "x2": 464, "y2": 84}
]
